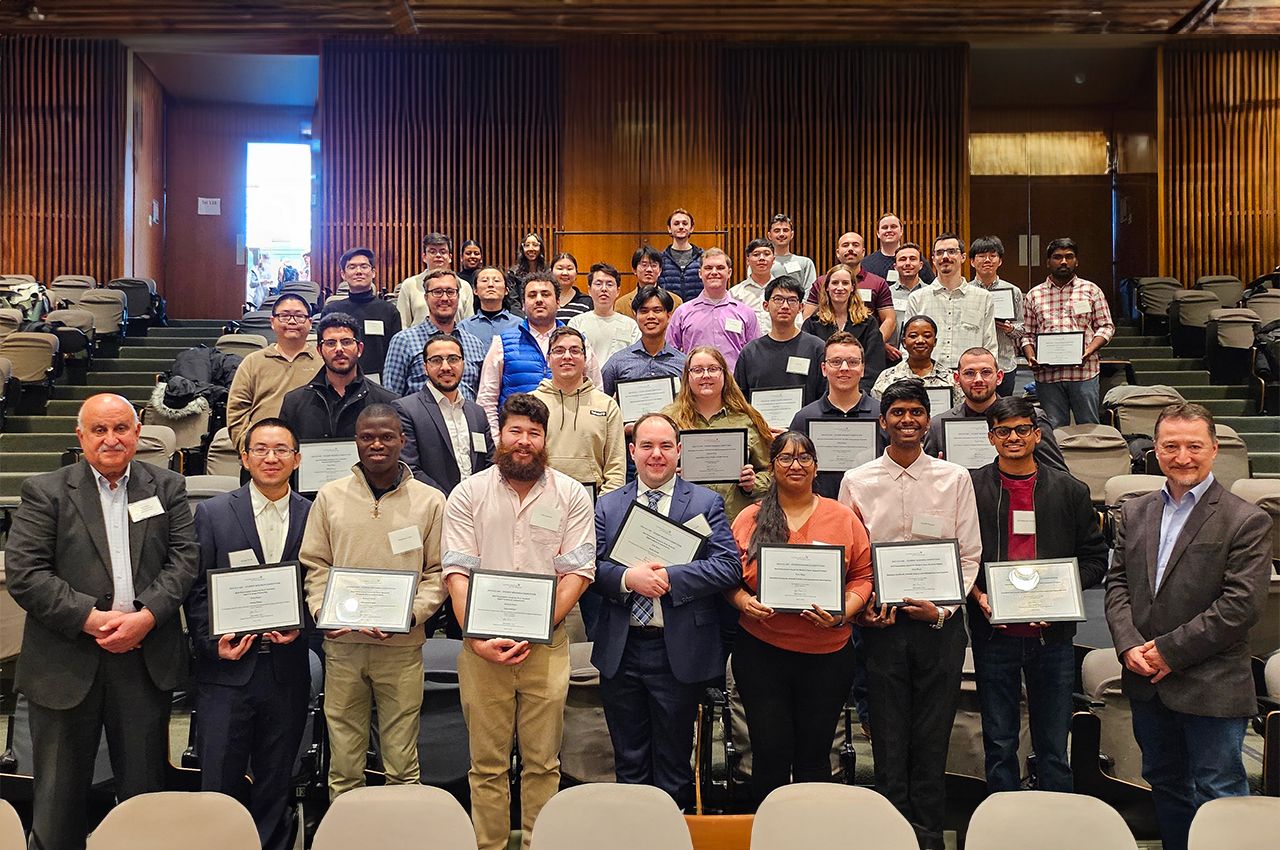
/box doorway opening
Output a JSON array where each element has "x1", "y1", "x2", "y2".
[{"x1": 245, "y1": 142, "x2": 312, "y2": 308}]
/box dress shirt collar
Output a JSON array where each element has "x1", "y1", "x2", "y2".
[
  {"x1": 635, "y1": 473, "x2": 677, "y2": 501},
  {"x1": 1047, "y1": 275, "x2": 1079, "y2": 290},
  {"x1": 428, "y1": 381, "x2": 465, "y2": 409},
  {"x1": 249, "y1": 480, "x2": 291, "y2": 519},
  {"x1": 821, "y1": 393, "x2": 871, "y2": 416},
  {"x1": 625, "y1": 339, "x2": 681, "y2": 359},
  {"x1": 1160, "y1": 472, "x2": 1214, "y2": 509},
  {"x1": 93, "y1": 463, "x2": 131, "y2": 493},
  {"x1": 881, "y1": 448, "x2": 929, "y2": 481}
]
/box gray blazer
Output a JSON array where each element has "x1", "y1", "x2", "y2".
[
  {"x1": 1104, "y1": 478, "x2": 1272, "y2": 717},
  {"x1": 5, "y1": 460, "x2": 199, "y2": 709},
  {"x1": 394, "y1": 387, "x2": 493, "y2": 495}
]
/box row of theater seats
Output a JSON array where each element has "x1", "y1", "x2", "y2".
[{"x1": 1, "y1": 780, "x2": 1274, "y2": 850}]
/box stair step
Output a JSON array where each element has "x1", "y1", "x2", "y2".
[
  {"x1": 1176, "y1": 385, "x2": 1252, "y2": 401},
  {"x1": 1197, "y1": 399, "x2": 1255, "y2": 417},
  {"x1": 118, "y1": 346, "x2": 188, "y2": 360},
  {"x1": 1130, "y1": 358, "x2": 1207, "y2": 371},
  {"x1": 1113, "y1": 324, "x2": 1145, "y2": 337},
  {"x1": 0, "y1": 452, "x2": 64, "y2": 473},
  {"x1": 93, "y1": 359, "x2": 170, "y2": 373},
  {"x1": 0, "y1": 473, "x2": 29, "y2": 498},
  {"x1": 1108, "y1": 345, "x2": 1174, "y2": 360},
  {"x1": 4, "y1": 416, "x2": 77, "y2": 434},
  {"x1": 1235, "y1": 432, "x2": 1279, "y2": 453},
  {"x1": 87, "y1": 372, "x2": 158, "y2": 386},
  {"x1": 0, "y1": 433, "x2": 79, "y2": 453},
  {"x1": 1131, "y1": 370, "x2": 1210, "y2": 386},
  {"x1": 55, "y1": 385, "x2": 154, "y2": 401},
  {"x1": 1251, "y1": 453, "x2": 1280, "y2": 475}
]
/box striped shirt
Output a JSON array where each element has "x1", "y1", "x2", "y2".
[{"x1": 904, "y1": 281, "x2": 998, "y2": 370}]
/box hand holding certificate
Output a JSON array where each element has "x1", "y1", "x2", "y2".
[
  {"x1": 463, "y1": 570, "x2": 556, "y2": 644},
  {"x1": 941, "y1": 418, "x2": 997, "y2": 469},
  {"x1": 298, "y1": 439, "x2": 359, "y2": 494},
  {"x1": 991, "y1": 287, "x2": 1017, "y2": 322},
  {"x1": 605, "y1": 501, "x2": 707, "y2": 569},
  {"x1": 871, "y1": 540, "x2": 965, "y2": 606},
  {"x1": 1036, "y1": 332, "x2": 1085, "y2": 366},
  {"x1": 984, "y1": 558, "x2": 1085, "y2": 624},
  {"x1": 757, "y1": 544, "x2": 845, "y2": 614},
  {"x1": 207, "y1": 561, "x2": 305, "y2": 637},
  {"x1": 316, "y1": 567, "x2": 418, "y2": 634},
  {"x1": 679, "y1": 428, "x2": 747, "y2": 484}
]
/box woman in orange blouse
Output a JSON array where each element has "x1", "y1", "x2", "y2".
[{"x1": 726, "y1": 430, "x2": 873, "y2": 804}]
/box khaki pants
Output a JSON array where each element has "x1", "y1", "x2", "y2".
[
  {"x1": 323, "y1": 641, "x2": 424, "y2": 799},
  {"x1": 458, "y1": 626, "x2": 569, "y2": 850}
]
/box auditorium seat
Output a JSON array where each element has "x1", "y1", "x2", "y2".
[
  {"x1": 0, "y1": 356, "x2": 11, "y2": 431},
  {"x1": 183, "y1": 474, "x2": 240, "y2": 505},
  {"x1": 1244, "y1": 289, "x2": 1280, "y2": 325},
  {"x1": 49, "y1": 275, "x2": 95, "y2": 309},
  {"x1": 142, "y1": 400, "x2": 211, "y2": 464},
  {"x1": 1136, "y1": 278, "x2": 1180, "y2": 336},
  {"x1": 45, "y1": 308, "x2": 95, "y2": 384},
  {"x1": 1101, "y1": 474, "x2": 1165, "y2": 546},
  {"x1": 1079, "y1": 650, "x2": 1146, "y2": 788},
  {"x1": 1055, "y1": 424, "x2": 1131, "y2": 503},
  {"x1": 233, "y1": 310, "x2": 276, "y2": 343},
  {"x1": 205, "y1": 428, "x2": 242, "y2": 476},
  {"x1": 1102, "y1": 384, "x2": 1185, "y2": 438},
  {"x1": 0, "y1": 332, "x2": 59, "y2": 414},
  {"x1": 529, "y1": 783, "x2": 693, "y2": 850},
  {"x1": 107, "y1": 278, "x2": 156, "y2": 336},
  {"x1": 1206, "y1": 424, "x2": 1251, "y2": 490},
  {"x1": 1167, "y1": 289, "x2": 1220, "y2": 358},
  {"x1": 560, "y1": 641, "x2": 615, "y2": 784},
  {"x1": 1187, "y1": 796, "x2": 1280, "y2": 850},
  {"x1": 281, "y1": 280, "x2": 322, "y2": 311},
  {"x1": 0, "y1": 552, "x2": 25, "y2": 662},
  {"x1": 1261, "y1": 653, "x2": 1280, "y2": 796},
  {"x1": 417, "y1": 638, "x2": 470, "y2": 801},
  {"x1": 751, "y1": 784, "x2": 916, "y2": 850},
  {"x1": 0, "y1": 308, "x2": 21, "y2": 342},
  {"x1": 311, "y1": 786, "x2": 476, "y2": 850},
  {"x1": 1205, "y1": 307, "x2": 1261, "y2": 385},
  {"x1": 78, "y1": 289, "x2": 127, "y2": 357},
  {"x1": 215, "y1": 333, "x2": 267, "y2": 358},
  {"x1": 135, "y1": 424, "x2": 178, "y2": 470},
  {"x1": 965, "y1": 791, "x2": 1137, "y2": 850},
  {"x1": 0, "y1": 799, "x2": 19, "y2": 850},
  {"x1": 1195, "y1": 274, "x2": 1245, "y2": 308},
  {"x1": 1231, "y1": 478, "x2": 1280, "y2": 565},
  {"x1": 85, "y1": 791, "x2": 259, "y2": 850}
]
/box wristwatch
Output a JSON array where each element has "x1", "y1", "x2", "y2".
[{"x1": 930, "y1": 608, "x2": 946, "y2": 630}]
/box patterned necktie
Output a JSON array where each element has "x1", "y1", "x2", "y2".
[{"x1": 631, "y1": 489, "x2": 664, "y2": 625}]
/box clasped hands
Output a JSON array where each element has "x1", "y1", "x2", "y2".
[
  {"x1": 83, "y1": 607, "x2": 156, "y2": 653},
  {"x1": 216, "y1": 629, "x2": 302, "y2": 661},
  {"x1": 1123, "y1": 641, "x2": 1173, "y2": 683}
]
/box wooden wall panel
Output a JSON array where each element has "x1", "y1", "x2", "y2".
[
  {"x1": 316, "y1": 40, "x2": 560, "y2": 289},
  {"x1": 1161, "y1": 41, "x2": 1280, "y2": 284},
  {"x1": 0, "y1": 36, "x2": 127, "y2": 284},
  {"x1": 165, "y1": 103, "x2": 313, "y2": 319},
  {"x1": 722, "y1": 45, "x2": 968, "y2": 273},
  {"x1": 128, "y1": 54, "x2": 167, "y2": 281}
]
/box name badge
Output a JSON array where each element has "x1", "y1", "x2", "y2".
[
  {"x1": 1012, "y1": 510, "x2": 1037, "y2": 535},
  {"x1": 228, "y1": 549, "x2": 259, "y2": 568},
  {"x1": 785, "y1": 260, "x2": 802, "y2": 273},
  {"x1": 388, "y1": 526, "x2": 422, "y2": 555},
  {"x1": 684, "y1": 514, "x2": 712, "y2": 536},
  {"x1": 128, "y1": 496, "x2": 163, "y2": 523},
  {"x1": 530, "y1": 503, "x2": 562, "y2": 532},
  {"x1": 786, "y1": 356, "x2": 810, "y2": 375},
  {"x1": 366, "y1": 372, "x2": 381, "y2": 386},
  {"x1": 365, "y1": 319, "x2": 385, "y2": 335},
  {"x1": 471, "y1": 431, "x2": 487, "y2": 453},
  {"x1": 1071, "y1": 300, "x2": 1091, "y2": 316},
  {"x1": 858, "y1": 289, "x2": 874, "y2": 304},
  {"x1": 892, "y1": 293, "x2": 909, "y2": 310},
  {"x1": 724, "y1": 318, "x2": 744, "y2": 334},
  {"x1": 912, "y1": 514, "x2": 944, "y2": 539}
]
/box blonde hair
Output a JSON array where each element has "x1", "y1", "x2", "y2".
[
  {"x1": 816, "y1": 264, "x2": 871, "y2": 327},
  {"x1": 669, "y1": 346, "x2": 773, "y2": 443}
]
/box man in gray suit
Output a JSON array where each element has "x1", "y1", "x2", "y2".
[
  {"x1": 1105, "y1": 402, "x2": 1272, "y2": 850},
  {"x1": 5, "y1": 393, "x2": 199, "y2": 850}
]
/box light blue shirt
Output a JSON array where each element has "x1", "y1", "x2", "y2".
[
  {"x1": 94, "y1": 463, "x2": 137, "y2": 613},
  {"x1": 460, "y1": 309, "x2": 521, "y2": 351},
  {"x1": 1155, "y1": 473, "x2": 1215, "y2": 591}
]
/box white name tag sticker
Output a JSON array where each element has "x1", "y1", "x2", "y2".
[
  {"x1": 858, "y1": 288, "x2": 874, "y2": 303},
  {"x1": 912, "y1": 514, "x2": 944, "y2": 539},
  {"x1": 365, "y1": 319, "x2": 385, "y2": 335},
  {"x1": 786, "y1": 356, "x2": 810, "y2": 375},
  {"x1": 128, "y1": 496, "x2": 163, "y2": 523},
  {"x1": 388, "y1": 526, "x2": 422, "y2": 555},
  {"x1": 366, "y1": 372, "x2": 381, "y2": 385},
  {"x1": 471, "y1": 431, "x2": 487, "y2": 453},
  {"x1": 530, "y1": 503, "x2": 562, "y2": 532},
  {"x1": 1071, "y1": 300, "x2": 1091, "y2": 316},
  {"x1": 1012, "y1": 510, "x2": 1037, "y2": 535},
  {"x1": 228, "y1": 549, "x2": 259, "y2": 568},
  {"x1": 684, "y1": 513, "x2": 712, "y2": 537},
  {"x1": 785, "y1": 260, "x2": 803, "y2": 273},
  {"x1": 724, "y1": 318, "x2": 744, "y2": 334}
]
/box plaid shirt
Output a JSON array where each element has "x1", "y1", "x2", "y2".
[
  {"x1": 904, "y1": 281, "x2": 997, "y2": 370},
  {"x1": 1020, "y1": 275, "x2": 1115, "y2": 383},
  {"x1": 382, "y1": 319, "x2": 486, "y2": 399}
]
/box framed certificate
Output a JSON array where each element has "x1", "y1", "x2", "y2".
[
  {"x1": 926, "y1": 387, "x2": 953, "y2": 417},
  {"x1": 941, "y1": 418, "x2": 997, "y2": 469},
  {"x1": 1036, "y1": 331, "x2": 1085, "y2": 366},
  {"x1": 757, "y1": 544, "x2": 845, "y2": 614},
  {"x1": 604, "y1": 501, "x2": 707, "y2": 569},
  {"x1": 985, "y1": 558, "x2": 1086, "y2": 624},
  {"x1": 750, "y1": 386, "x2": 806, "y2": 430},
  {"x1": 616, "y1": 376, "x2": 676, "y2": 423},
  {"x1": 871, "y1": 539, "x2": 965, "y2": 606},
  {"x1": 679, "y1": 428, "x2": 747, "y2": 484},
  {"x1": 991, "y1": 288, "x2": 1017, "y2": 322},
  {"x1": 806, "y1": 418, "x2": 879, "y2": 472},
  {"x1": 316, "y1": 567, "x2": 418, "y2": 633},
  {"x1": 578, "y1": 481, "x2": 598, "y2": 506},
  {"x1": 207, "y1": 561, "x2": 304, "y2": 637},
  {"x1": 463, "y1": 570, "x2": 557, "y2": 644},
  {"x1": 297, "y1": 439, "x2": 359, "y2": 494}
]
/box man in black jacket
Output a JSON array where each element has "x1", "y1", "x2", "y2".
[
  {"x1": 279, "y1": 312, "x2": 396, "y2": 442},
  {"x1": 967, "y1": 396, "x2": 1107, "y2": 793},
  {"x1": 319, "y1": 247, "x2": 401, "y2": 379}
]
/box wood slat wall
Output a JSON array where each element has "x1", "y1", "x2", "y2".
[
  {"x1": 1161, "y1": 41, "x2": 1280, "y2": 285},
  {"x1": 319, "y1": 40, "x2": 967, "y2": 289},
  {"x1": 0, "y1": 35, "x2": 127, "y2": 284}
]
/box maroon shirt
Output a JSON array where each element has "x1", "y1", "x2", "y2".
[{"x1": 999, "y1": 470, "x2": 1041, "y2": 637}]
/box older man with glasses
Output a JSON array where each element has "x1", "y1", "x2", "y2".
[
  {"x1": 227, "y1": 292, "x2": 320, "y2": 447},
  {"x1": 382, "y1": 268, "x2": 487, "y2": 399}
]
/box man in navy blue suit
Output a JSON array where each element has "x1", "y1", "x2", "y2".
[
  {"x1": 590, "y1": 412, "x2": 741, "y2": 808},
  {"x1": 184, "y1": 418, "x2": 312, "y2": 850}
]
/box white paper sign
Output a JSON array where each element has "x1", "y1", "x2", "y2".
[
  {"x1": 912, "y1": 514, "x2": 944, "y2": 539},
  {"x1": 365, "y1": 319, "x2": 384, "y2": 336},
  {"x1": 128, "y1": 496, "x2": 163, "y2": 523},
  {"x1": 725, "y1": 318, "x2": 744, "y2": 334},
  {"x1": 471, "y1": 432, "x2": 487, "y2": 453},
  {"x1": 530, "y1": 503, "x2": 562, "y2": 532},
  {"x1": 228, "y1": 549, "x2": 260, "y2": 568},
  {"x1": 197, "y1": 197, "x2": 221, "y2": 216},
  {"x1": 786, "y1": 356, "x2": 810, "y2": 375},
  {"x1": 1013, "y1": 510, "x2": 1037, "y2": 535},
  {"x1": 388, "y1": 526, "x2": 421, "y2": 555}
]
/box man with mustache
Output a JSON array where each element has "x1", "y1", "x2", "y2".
[{"x1": 443, "y1": 393, "x2": 595, "y2": 850}]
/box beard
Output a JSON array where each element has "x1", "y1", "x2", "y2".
[{"x1": 495, "y1": 442, "x2": 548, "y2": 482}]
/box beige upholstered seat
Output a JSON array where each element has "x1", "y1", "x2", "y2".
[
  {"x1": 751, "y1": 783, "x2": 917, "y2": 850},
  {"x1": 0, "y1": 798, "x2": 23, "y2": 850},
  {"x1": 135, "y1": 424, "x2": 177, "y2": 469},
  {"x1": 1195, "y1": 275, "x2": 1245, "y2": 308},
  {"x1": 1188, "y1": 796, "x2": 1280, "y2": 850},
  {"x1": 85, "y1": 791, "x2": 259, "y2": 850},
  {"x1": 311, "y1": 785, "x2": 477, "y2": 850},
  {"x1": 1081, "y1": 649, "x2": 1146, "y2": 787},
  {"x1": 1055, "y1": 424, "x2": 1132, "y2": 502},
  {"x1": 0, "y1": 332, "x2": 58, "y2": 383},
  {"x1": 79, "y1": 289, "x2": 127, "y2": 337},
  {"x1": 529, "y1": 783, "x2": 693, "y2": 850},
  {"x1": 1231, "y1": 478, "x2": 1280, "y2": 562},
  {"x1": 1102, "y1": 384, "x2": 1185, "y2": 438},
  {"x1": 183, "y1": 474, "x2": 241, "y2": 506},
  {"x1": 966, "y1": 790, "x2": 1137, "y2": 849},
  {"x1": 215, "y1": 333, "x2": 268, "y2": 358},
  {"x1": 0, "y1": 308, "x2": 22, "y2": 341},
  {"x1": 205, "y1": 427, "x2": 242, "y2": 476},
  {"x1": 1246, "y1": 289, "x2": 1280, "y2": 325},
  {"x1": 1211, "y1": 424, "x2": 1251, "y2": 491}
]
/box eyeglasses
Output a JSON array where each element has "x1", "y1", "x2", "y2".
[
  {"x1": 426, "y1": 288, "x2": 459, "y2": 299},
  {"x1": 344, "y1": 263, "x2": 373, "y2": 272},
  {"x1": 246, "y1": 446, "x2": 298, "y2": 458},
  {"x1": 272, "y1": 313, "x2": 310, "y2": 324},
  {"x1": 775, "y1": 453, "x2": 815, "y2": 467},
  {"x1": 319, "y1": 338, "x2": 359, "y2": 351},
  {"x1": 424, "y1": 247, "x2": 450, "y2": 257},
  {"x1": 825, "y1": 357, "x2": 863, "y2": 369},
  {"x1": 688, "y1": 365, "x2": 723, "y2": 377},
  {"x1": 769, "y1": 296, "x2": 801, "y2": 307},
  {"x1": 990, "y1": 424, "x2": 1037, "y2": 439},
  {"x1": 959, "y1": 369, "x2": 997, "y2": 380},
  {"x1": 549, "y1": 346, "x2": 584, "y2": 358},
  {"x1": 934, "y1": 248, "x2": 963, "y2": 257},
  {"x1": 425, "y1": 354, "x2": 464, "y2": 367}
]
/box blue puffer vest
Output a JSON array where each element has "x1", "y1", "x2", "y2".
[
  {"x1": 658, "y1": 244, "x2": 704, "y2": 302},
  {"x1": 498, "y1": 320, "x2": 561, "y2": 407}
]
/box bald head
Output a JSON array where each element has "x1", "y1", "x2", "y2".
[
  {"x1": 76, "y1": 394, "x2": 141, "y2": 482},
  {"x1": 77, "y1": 394, "x2": 138, "y2": 429}
]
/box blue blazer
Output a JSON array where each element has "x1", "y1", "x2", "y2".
[
  {"x1": 184, "y1": 485, "x2": 312, "y2": 687},
  {"x1": 591, "y1": 477, "x2": 741, "y2": 683}
]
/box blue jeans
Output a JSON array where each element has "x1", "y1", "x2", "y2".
[
  {"x1": 971, "y1": 634, "x2": 1075, "y2": 792},
  {"x1": 1130, "y1": 695, "x2": 1250, "y2": 850},
  {"x1": 1035, "y1": 374, "x2": 1100, "y2": 429}
]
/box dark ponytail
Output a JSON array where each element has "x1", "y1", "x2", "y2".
[{"x1": 747, "y1": 431, "x2": 817, "y2": 563}]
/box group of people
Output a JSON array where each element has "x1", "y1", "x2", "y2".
[{"x1": 4, "y1": 211, "x2": 1272, "y2": 850}]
